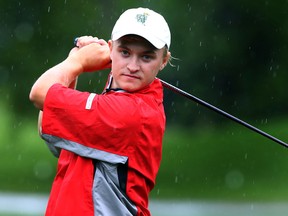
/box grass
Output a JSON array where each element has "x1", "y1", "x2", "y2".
[
  {"x1": 1, "y1": 102, "x2": 288, "y2": 202},
  {"x1": 0, "y1": 102, "x2": 56, "y2": 193},
  {"x1": 152, "y1": 119, "x2": 288, "y2": 201}
]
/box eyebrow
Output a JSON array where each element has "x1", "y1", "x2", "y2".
[{"x1": 118, "y1": 44, "x2": 157, "y2": 55}]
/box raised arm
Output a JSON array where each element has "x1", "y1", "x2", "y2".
[{"x1": 29, "y1": 37, "x2": 111, "y2": 110}]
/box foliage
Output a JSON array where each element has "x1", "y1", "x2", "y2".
[
  {"x1": 0, "y1": 102, "x2": 56, "y2": 193},
  {"x1": 1, "y1": 102, "x2": 288, "y2": 201},
  {"x1": 1, "y1": 0, "x2": 288, "y2": 126},
  {"x1": 152, "y1": 120, "x2": 288, "y2": 200},
  {"x1": 1, "y1": 0, "x2": 288, "y2": 202}
]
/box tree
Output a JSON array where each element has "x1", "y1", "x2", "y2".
[{"x1": 1, "y1": 0, "x2": 287, "y2": 126}]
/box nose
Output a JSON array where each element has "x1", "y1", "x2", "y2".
[{"x1": 127, "y1": 57, "x2": 140, "y2": 73}]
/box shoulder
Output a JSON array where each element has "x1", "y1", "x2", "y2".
[{"x1": 96, "y1": 92, "x2": 141, "y2": 113}]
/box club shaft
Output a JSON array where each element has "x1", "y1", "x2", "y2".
[{"x1": 159, "y1": 78, "x2": 288, "y2": 148}]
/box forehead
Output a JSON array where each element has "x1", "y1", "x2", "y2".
[{"x1": 115, "y1": 35, "x2": 157, "y2": 50}]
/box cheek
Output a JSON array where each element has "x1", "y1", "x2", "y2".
[
  {"x1": 152, "y1": 63, "x2": 161, "y2": 75},
  {"x1": 111, "y1": 54, "x2": 123, "y2": 70},
  {"x1": 144, "y1": 67, "x2": 159, "y2": 83}
]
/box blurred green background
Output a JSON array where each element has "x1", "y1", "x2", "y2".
[{"x1": 1, "y1": 0, "x2": 288, "y2": 203}]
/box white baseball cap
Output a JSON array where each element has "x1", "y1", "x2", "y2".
[{"x1": 111, "y1": 8, "x2": 171, "y2": 49}]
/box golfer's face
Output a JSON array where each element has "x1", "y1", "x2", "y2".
[{"x1": 109, "y1": 36, "x2": 168, "y2": 92}]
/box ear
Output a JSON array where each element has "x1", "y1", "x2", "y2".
[
  {"x1": 108, "y1": 40, "x2": 113, "y2": 50},
  {"x1": 108, "y1": 40, "x2": 113, "y2": 58},
  {"x1": 160, "y1": 51, "x2": 171, "y2": 71}
]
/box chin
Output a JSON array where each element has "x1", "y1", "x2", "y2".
[
  {"x1": 121, "y1": 85, "x2": 141, "y2": 93},
  {"x1": 123, "y1": 87, "x2": 138, "y2": 93}
]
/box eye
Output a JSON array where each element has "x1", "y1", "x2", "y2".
[
  {"x1": 143, "y1": 55, "x2": 151, "y2": 60},
  {"x1": 120, "y1": 49, "x2": 130, "y2": 57},
  {"x1": 142, "y1": 55, "x2": 154, "y2": 62}
]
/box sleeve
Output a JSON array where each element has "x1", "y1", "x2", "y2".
[{"x1": 41, "y1": 83, "x2": 140, "y2": 162}]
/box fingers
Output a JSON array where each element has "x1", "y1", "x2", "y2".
[
  {"x1": 74, "y1": 36, "x2": 107, "y2": 48},
  {"x1": 68, "y1": 40, "x2": 111, "y2": 72},
  {"x1": 96, "y1": 39, "x2": 108, "y2": 46}
]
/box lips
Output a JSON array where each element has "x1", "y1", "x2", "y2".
[{"x1": 123, "y1": 74, "x2": 141, "y2": 80}]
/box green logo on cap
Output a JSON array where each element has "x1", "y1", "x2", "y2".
[{"x1": 136, "y1": 13, "x2": 149, "y2": 25}]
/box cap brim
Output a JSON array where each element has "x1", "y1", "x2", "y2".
[{"x1": 112, "y1": 30, "x2": 166, "y2": 49}]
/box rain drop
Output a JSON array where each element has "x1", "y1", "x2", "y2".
[
  {"x1": 156, "y1": 189, "x2": 160, "y2": 195},
  {"x1": 175, "y1": 176, "x2": 178, "y2": 183},
  {"x1": 212, "y1": 76, "x2": 215, "y2": 82}
]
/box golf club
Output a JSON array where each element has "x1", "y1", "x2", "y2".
[{"x1": 159, "y1": 78, "x2": 288, "y2": 148}]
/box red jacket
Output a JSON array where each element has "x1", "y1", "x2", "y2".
[{"x1": 41, "y1": 77, "x2": 166, "y2": 216}]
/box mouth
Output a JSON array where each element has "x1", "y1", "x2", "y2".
[{"x1": 123, "y1": 74, "x2": 141, "y2": 80}]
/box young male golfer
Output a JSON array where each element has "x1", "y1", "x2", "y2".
[{"x1": 30, "y1": 7, "x2": 171, "y2": 216}]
